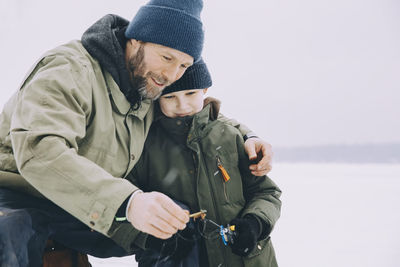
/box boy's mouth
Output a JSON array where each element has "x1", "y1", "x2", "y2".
[{"x1": 176, "y1": 113, "x2": 191, "y2": 117}]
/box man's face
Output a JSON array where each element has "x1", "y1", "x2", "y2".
[
  {"x1": 126, "y1": 40, "x2": 194, "y2": 100},
  {"x1": 159, "y1": 89, "x2": 208, "y2": 118}
]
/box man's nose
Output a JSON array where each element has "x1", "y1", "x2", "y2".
[{"x1": 162, "y1": 65, "x2": 183, "y2": 84}]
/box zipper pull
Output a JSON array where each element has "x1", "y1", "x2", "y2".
[{"x1": 217, "y1": 157, "x2": 231, "y2": 182}]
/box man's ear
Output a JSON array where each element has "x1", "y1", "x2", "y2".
[{"x1": 129, "y1": 39, "x2": 140, "y2": 48}]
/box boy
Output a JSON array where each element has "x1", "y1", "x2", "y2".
[{"x1": 128, "y1": 59, "x2": 281, "y2": 267}]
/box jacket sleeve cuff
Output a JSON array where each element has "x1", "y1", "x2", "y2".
[
  {"x1": 243, "y1": 133, "x2": 259, "y2": 141},
  {"x1": 115, "y1": 189, "x2": 143, "y2": 221},
  {"x1": 244, "y1": 214, "x2": 271, "y2": 241},
  {"x1": 126, "y1": 189, "x2": 143, "y2": 221}
]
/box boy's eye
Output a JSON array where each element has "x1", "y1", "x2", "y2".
[
  {"x1": 186, "y1": 91, "x2": 197, "y2": 95},
  {"x1": 163, "y1": 95, "x2": 175, "y2": 99}
]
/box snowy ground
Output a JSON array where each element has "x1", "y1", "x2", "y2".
[{"x1": 89, "y1": 163, "x2": 400, "y2": 267}]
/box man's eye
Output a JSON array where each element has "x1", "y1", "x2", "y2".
[
  {"x1": 163, "y1": 95, "x2": 174, "y2": 99},
  {"x1": 163, "y1": 56, "x2": 172, "y2": 61},
  {"x1": 180, "y1": 64, "x2": 188, "y2": 69}
]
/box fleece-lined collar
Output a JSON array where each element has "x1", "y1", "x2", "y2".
[{"x1": 81, "y1": 14, "x2": 135, "y2": 102}]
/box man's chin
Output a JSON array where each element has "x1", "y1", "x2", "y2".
[
  {"x1": 139, "y1": 86, "x2": 163, "y2": 100},
  {"x1": 150, "y1": 91, "x2": 162, "y2": 100}
]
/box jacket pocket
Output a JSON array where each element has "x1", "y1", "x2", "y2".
[
  {"x1": 243, "y1": 237, "x2": 278, "y2": 267},
  {"x1": 246, "y1": 236, "x2": 270, "y2": 258},
  {"x1": 214, "y1": 155, "x2": 245, "y2": 205},
  {"x1": 216, "y1": 155, "x2": 230, "y2": 202}
]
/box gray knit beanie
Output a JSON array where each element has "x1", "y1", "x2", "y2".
[{"x1": 125, "y1": 0, "x2": 204, "y2": 61}]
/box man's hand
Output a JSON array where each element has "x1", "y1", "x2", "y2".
[
  {"x1": 127, "y1": 191, "x2": 189, "y2": 239},
  {"x1": 244, "y1": 138, "x2": 273, "y2": 176}
]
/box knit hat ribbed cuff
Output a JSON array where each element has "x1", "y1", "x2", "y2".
[{"x1": 162, "y1": 58, "x2": 212, "y2": 95}]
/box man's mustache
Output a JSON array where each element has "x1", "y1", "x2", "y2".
[{"x1": 146, "y1": 71, "x2": 170, "y2": 87}]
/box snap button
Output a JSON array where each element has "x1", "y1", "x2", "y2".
[
  {"x1": 176, "y1": 121, "x2": 182, "y2": 125},
  {"x1": 0, "y1": 211, "x2": 4, "y2": 216},
  {"x1": 90, "y1": 221, "x2": 95, "y2": 226},
  {"x1": 131, "y1": 154, "x2": 135, "y2": 160},
  {"x1": 257, "y1": 244, "x2": 262, "y2": 250},
  {"x1": 91, "y1": 213, "x2": 99, "y2": 220}
]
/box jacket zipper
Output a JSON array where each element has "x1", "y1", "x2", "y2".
[
  {"x1": 194, "y1": 148, "x2": 228, "y2": 265},
  {"x1": 123, "y1": 107, "x2": 133, "y2": 176}
]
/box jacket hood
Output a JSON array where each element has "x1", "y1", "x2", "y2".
[
  {"x1": 81, "y1": 14, "x2": 140, "y2": 107},
  {"x1": 203, "y1": 97, "x2": 221, "y2": 121}
]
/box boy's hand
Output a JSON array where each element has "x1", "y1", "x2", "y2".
[
  {"x1": 127, "y1": 191, "x2": 189, "y2": 239},
  {"x1": 229, "y1": 216, "x2": 260, "y2": 257},
  {"x1": 244, "y1": 138, "x2": 273, "y2": 176}
]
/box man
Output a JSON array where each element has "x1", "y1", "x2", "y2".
[{"x1": 0, "y1": 0, "x2": 272, "y2": 265}]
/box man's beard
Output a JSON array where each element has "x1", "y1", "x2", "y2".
[{"x1": 126, "y1": 45, "x2": 170, "y2": 102}]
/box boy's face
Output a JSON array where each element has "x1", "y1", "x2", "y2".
[{"x1": 159, "y1": 89, "x2": 208, "y2": 118}]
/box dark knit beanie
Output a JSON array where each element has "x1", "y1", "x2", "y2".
[
  {"x1": 162, "y1": 58, "x2": 212, "y2": 95},
  {"x1": 125, "y1": 0, "x2": 204, "y2": 61}
]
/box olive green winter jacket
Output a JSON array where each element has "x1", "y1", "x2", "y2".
[{"x1": 128, "y1": 98, "x2": 282, "y2": 267}]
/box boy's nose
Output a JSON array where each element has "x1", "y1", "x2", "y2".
[{"x1": 177, "y1": 98, "x2": 189, "y2": 109}]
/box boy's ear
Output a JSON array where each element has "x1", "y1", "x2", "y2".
[{"x1": 203, "y1": 88, "x2": 209, "y2": 94}]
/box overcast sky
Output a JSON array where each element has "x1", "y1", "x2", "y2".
[{"x1": 1, "y1": 0, "x2": 399, "y2": 147}]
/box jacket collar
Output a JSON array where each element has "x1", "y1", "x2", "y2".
[
  {"x1": 156, "y1": 97, "x2": 221, "y2": 142},
  {"x1": 192, "y1": 97, "x2": 221, "y2": 127},
  {"x1": 82, "y1": 14, "x2": 129, "y2": 94},
  {"x1": 82, "y1": 14, "x2": 144, "y2": 110},
  {"x1": 154, "y1": 97, "x2": 221, "y2": 122}
]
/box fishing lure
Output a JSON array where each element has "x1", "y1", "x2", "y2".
[
  {"x1": 190, "y1": 210, "x2": 237, "y2": 245},
  {"x1": 220, "y1": 224, "x2": 237, "y2": 245}
]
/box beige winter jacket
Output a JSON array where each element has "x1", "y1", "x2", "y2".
[{"x1": 0, "y1": 40, "x2": 152, "y2": 237}]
